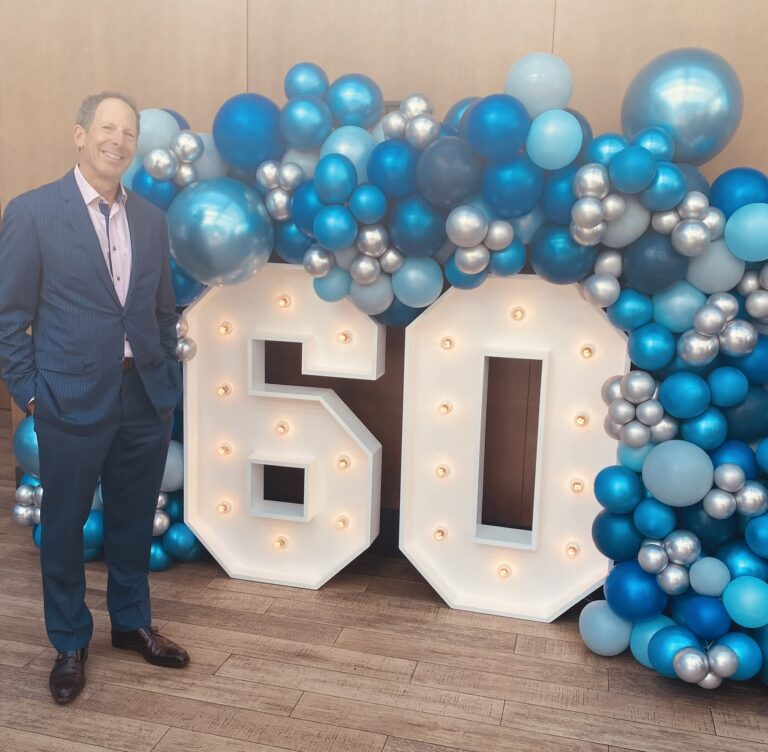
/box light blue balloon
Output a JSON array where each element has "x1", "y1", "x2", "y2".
[
  {"x1": 284, "y1": 62, "x2": 329, "y2": 99},
  {"x1": 326, "y1": 74, "x2": 384, "y2": 129},
  {"x1": 622, "y1": 48, "x2": 743, "y2": 166},
  {"x1": 689, "y1": 557, "x2": 731, "y2": 597},
  {"x1": 526, "y1": 109, "x2": 582, "y2": 170},
  {"x1": 121, "y1": 155, "x2": 142, "y2": 190},
  {"x1": 504, "y1": 52, "x2": 573, "y2": 118},
  {"x1": 579, "y1": 600, "x2": 632, "y2": 656},
  {"x1": 685, "y1": 238, "x2": 745, "y2": 294},
  {"x1": 629, "y1": 615, "x2": 676, "y2": 668},
  {"x1": 313, "y1": 266, "x2": 351, "y2": 302},
  {"x1": 279, "y1": 96, "x2": 333, "y2": 149},
  {"x1": 722, "y1": 576, "x2": 768, "y2": 628},
  {"x1": 320, "y1": 126, "x2": 375, "y2": 183},
  {"x1": 137, "y1": 108, "x2": 180, "y2": 157},
  {"x1": 193, "y1": 133, "x2": 227, "y2": 181},
  {"x1": 652, "y1": 281, "x2": 706, "y2": 333},
  {"x1": 13, "y1": 416, "x2": 39, "y2": 477},
  {"x1": 392, "y1": 257, "x2": 444, "y2": 308},
  {"x1": 510, "y1": 206, "x2": 545, "y2": 244},
  {"x1": 350, "y1": 274, "x2": 394, "y2": 315},
  {"x1": 641, "y1": 440, "x2": 713, "y2": 507},
  {"x1": 167, "y1": 178, "x2": 274, "y2": 286},
  {"x1": 724, "y1": 203, "x2": 768, "y2": 262},
  {"x1": 617, "y1": 442, "x2": 656, "y2": 472}
]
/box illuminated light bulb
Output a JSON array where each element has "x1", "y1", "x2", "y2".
[
  {"x1": 337, "y1": 455, "x2": 351, "y2": 470},
  {"x1": 434, "y1": 527, "x2": 447, "y2": 541},
  {"x1": 273, "y1": 535, "x2": 288, "y2": 550},
  {"x1": 217, "y1": 442, "x2": 232, "y2": 456},
  {"x1": 336, "y1": 330, "x2": 352, "y2": 344},
  {"x1": 574, "y1": 413, "x2": 590, "y2": 428},
  {"x1": 218, "y1": 321, "x2": 233, "y2": 335},
  {"x1": 580, "y1": 345, "x2": 595, "y2": 359},
  {"x1": 275, "y1": 421, "x2": 290, "y2": 435},
  {"x1": 217, "y1": 500, "x2": 232, "y2": 514},
  {"x1": 216, "y1": 383, "x2": 232, "y2": 397},
  {"x1": 565, "y1": 542, "x2": 581, "y2": 559},
  {"x1": 440, "y1": 336, "x2": 455, "y2": 350},
  {"x1": 570, "y1": 478, "x2": 585, "y2": 493},
  {"x1": 275, "y1": 294, "x2": 292, "y2": 309},
  {"x1": 435, "y1": 464, "x2": 450, "y2": 478},
  {"x1": 438, "y1": 402, "x2": 453, "y2": 415},
  {"x1": 497, "y1": 564, "x2": 512, "y2": 579},
  {"x1": 336, "y1": 515, "x2": 350, "y2": 530},
  {"x1": 511, "y1": 307, "x2": 526, "y2": 321}
]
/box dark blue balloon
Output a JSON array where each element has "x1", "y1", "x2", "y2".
[
  {"x1": 607, "y1": 289, "x2": 654, "y2": 331},
  {"x1": 349, "y1": 184, "x2": 388, "y2": 224},
  {"x1": 169, "y1": 257, "x2": 206, "y2": 306},
  {"x1": 627, "y1": 322, "x2": 676, "y2": 371},
  {"x1": 541, "y1": 165, "x2": 578, "y2": 224},
  {"x1": 213, "y1": 93, "x2": 284, "y2": 170},
  {"x1": 464, "y1": 94, "x2": 530, "y2": 160},
  {"x1": 680, "y1": 407, "x2": 728, "y2": 450},
  {"x1": 707, "y1": 366, "x2": 749, "y2": 407},
  {"x1": 367, "y1": 140, "x2": 420, "y2": 200},
  {"x1": 274, "y1": 221, "x2": 313, "y2": 264},
  {"x1": 389, "y1": 195, "x2": 447, "y2": 257},
  {"x1": 641, "y1": 162, "x2": 687, "y2": 211},
  {"x1": 444, "y1": 96, "x2": 479, "y2": 132},
  {"x1": 709, "y1": 440, "x2": 759, "y2": 480},
  {"x1": 717, "y1": 540, "x2": 768, "y2": 580},
  {"x1": 594, "y1": 466, "x2": 644, "y2": 513},
  {"x1": 163, "y1": 109, "x2": 191, "y2": 130},
  {"x1": 131, "y1": 167, "x2": 180, "y2": 211},
  {"x1": 632, "y1": 126, "x2": 674, "y2": 161},
  {"x1": 633, "y1": 497, "x2": 677, "y2": 539},
  {"x1": 723, "y1": 334, "x2": 768, "y2": 384},
  {"x1": 374, "y1": 297, "x2": 425, "y2": 326},
  {"x1": 658, "y1": 372, "x2": 711, "y2": 419},
  {"x1": 591, "y1": 510, "x2": 644, "y2": 561},
  {"x1": 444, "y1": 255, "x2": 488, "y2": 289},
  {"x1": 648, "y1": 626, "x2": 702, "y2": 678},
  {"x1": 609, "y1": 145, "x2": 657, "y2": 193},
  {"x1": 677, "y1": 502, "x2": 738, "y2": 552},
  {"x1": 314, "y1": 153, "x2": 358, "y2": 204},
  {"x1": 488, "y1": 239, "x2": 526, "y2": 276},
  {"x1": 604, "y1": 560, "x2": 668, "y2": 621},
  {"x1": 722, "y1": 386, "x2": 768, "y2": 442},
  {"x1": 482, "y1": 154, "x2": 543, "y2": 219},
  {"x1": 667, "y1": 589, "x2": 697, "y2": 628},
  {"x1": 416, "y1": 137, "x2": 484, "y2": 209},
  {"x1": 531, "y1": 224, "x2": 595, "y2": 284},
  {"x1": 290, "y1": 180, "x2": 325, "y2": 236},
  {"x1": 585, "y1": 133, "x2": 628, "y2": 166},
  {"x1": 623, "y1": 231, "x2": 688, "y2": 294},
  {"x1": 565, "y1": 108, "x2": 593, "y2": 161},
  {"x1": 684, "y1": 595, "x2": 732, "y2": 640},
  {"x1": 710, "y1": 167, "x2": 768, "y2": 219}
]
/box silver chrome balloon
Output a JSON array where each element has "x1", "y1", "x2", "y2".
[
  {"x1": 152, "y1": 509, "x2": 171, "y2": 537},
  {"x1": 657, "y1": 563, "x2": 690, "y2": 595},
  {"x1": 701, "y1": 207, "x2": 726, "y2": 240},
  {"x1": 673, "y1": 647, "x2": 710, "y2": 684},
  {"x1": 174, "y1": 163, "x2": 198, "y2": 188},
  {"x1": 157, "y1": 492, "x2": 169, "y2": 510},
  {"x1": 635, "y1": 399, "x2": 664, "y2": 426},
  {"x1": 570, "y1": 222, "x2": 605, "y2": 246},
  {"x1": 175, "y1": 337, "x2": 197, "y2": 362},
  {"x1": 278, "y1": 162, "x2": 305, "y2": 191},
  {"x1": 573, "y1": 163, "x2": 610, "y2": 199},
  {"x1": 350, "y1": 255, "x2": 381, "y2": 285},
  {"x1": 571, "y1": 197, "x2": 604, "y2": 229},
  {"x1": 677, "y1": 191, "x2": 709, "y2": 220},
  {"x1": 737, "y1": 270, "x2": 761, "y2": 297},
  {"x1": 707, "y1": 292, "x2": 739, "y2": 321},
  {"x1": 649, "y1": 415, "x2": 679, "y2": 443},
  {"x1": 608, "y1": 398, "x2": 635, "y2": 425},
  {"x1": 638, "y1": 542, "x2": 669, "y2": 573},
  {"x1": 601, "y1": 193, "x2": 627, "y2": 222},
  {"x1": 581, "y1": 273, "x2": 620, "y2": 307},
  {"x1": 707, "y1": 645, "x2": 739, "y2": 678},
  {"x1": 703, "y1": 488, "x2": 737, "y2": 519},
  {"x1": 620, "y1": 370, "x2": 656, "y2": 404},
  {"x1": 265, "y1": 188, "x2": 291, "y2": 221},
  {"x1": 379, "y1": 247, "x2": 405, "y2": 274},
  {"x1": 484, "y1": 220, "x2": 515, "y2": 251},
  {"x1": 759, "y1": 262, "x2": 768, "y2": 291},
  {"x1": 601, "y1": 375, "x2": 623, "y2": 405},
  {"x1": 171, "y1": 130, "x2": 204, "y2": 163},
  {"x1": 697, "y1": 672, "x2": 723, "y2": 690},
  {"x1": 446, "y1": 205, "x2": 489, "y2": 248},
  {"x1": 603, "y1": 416, "x2": 623, "y2": 440},
  {"x1": 746, "y1": 289, "x2": 768, "y2": 320},
  {"x1": 663, "y1": 530, "x2": 701, "y2": 566},
  {"x1": 714, "y1": 463, "x2": 745, "y2": 493},
  {"x1": 734, "y1": 480, "x2": 768, "y2": 516},
  {"x1": 671, "y1": 219, "x2": 710, "y2": 257},
  {"x1": 255, "y1": 160, "x2": 280, "y2": 191},
  {"x1": 676, "y1": 330, "x2": 719, "y2": 366},
  {"x1": 176, "y1": 318, "x2": 189, "y2": 338},
  {"x1": 405, "y1": 115, "x2": 441, "y2": 150},
  {"x1": 620, "y1": 420, "x2": 651, "y2": 448},
  {"x1": 11, "y1": 502, "x2": 36, "y2": 527},
  {"x1": 356, "y1": 224, "x2": 390, "y2": 258},
  {"x1": 14, "y1": 484, "x2": 35, "y2": 506},
  {"x1": 454, "y1": 245, "x2": 490, "y2": 275},
  {"x1": 382, "y1": 110, "x2": 408, "y2": 140},
  {"x1": 303, "y1": 245, "x2": 335, "y2": 277},
  {"x1": 32, "y1": 506, "x2": 41, "y2": 525},
  {"x1": 400, "y1": 93, "x2": 433, "y2": 118},
  {"x1": 33, "y1": 485, "x2": 44, "y2": 507},
  {"x1": 593, "y1": 249, "x2": 622, "y2": 278},
  {"x1": 693, "y1": 304, "x2": 727, "y2": 335},
  {"x1": 651, "y1": 209, "x2": 680, "y2": 235},
  {"x1": 718, "y1": 319, "x2": 758, "y2": 356},
  {"x1": 144, "y1": 148, "x2": 179, "y2": 181}
]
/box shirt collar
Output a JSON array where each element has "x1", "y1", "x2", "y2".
[{"x1": 74, "y1": 164, "x2": 128, "y2": 207}]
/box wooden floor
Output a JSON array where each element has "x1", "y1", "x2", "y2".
[{"x1": 0, "y1": 415, "x2": 766, "y2": 752}]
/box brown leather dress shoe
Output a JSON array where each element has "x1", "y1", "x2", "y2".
[
  {"x1": 49, "y1": 647, "x2": 87, "y2": 704},
  {"x1": 111, "y1": 625, "x2": 189, "y2": 667}
]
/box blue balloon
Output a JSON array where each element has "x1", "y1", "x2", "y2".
[
  {"x1": 578, "y1": 601, "x2": 632, "y2": 657},
  {"x1": 584, "y1": 133, "x2": 628, "y2": 166},
  {"x1": 163, "y1": 108, "x2": 191, "y2": 130},
  {"x1": 465, "y1": 94, "x2": 530, "y2": 160},
  {"x1": 623, "y1": 231, "x2": 688, "y2": 295},
  {"x1": 121, "y1": 156, "x2": 143, "y2": 190},
  {"x1": 279, "y1": 96, "x2": 333, "y2": 149},
  {"x1": 627, "y1": 322, "x2": 675, "y2": 371},
  {"x1": 710, "y1": 167, "x2": 768, "y2": 219},
  {"x1": 633, "y1": 497, "x2": 677, "y2": 539},
  {"x1": 175, "y1": 539, "x2": 206, "y2": 562},
  {"x1": 165, "y1": 493, "x2": 184, "y2": 523},
  {"x1": 717, "y1": 541, "x2": 768, "y2": 581},
  {"x1": 213, "y1": 93, "x2": 283, "y2": 170},
  {"x1": 709, "y1": 439, "x2": 759, "y2": 479},
  {"x1": 621, "y1": 48, "x2": 743, "y2": 165},
  {"x1": 392, "y1": 257, "x2": 444, "y2": 308},
  {"x1": 641, "y1": 440, "x2": 714, "y2": 507},
  {"x1": 689, "y1": 557, "x2": 731, "y2": 596},
  {"x1": 389, "y1": 196, "x2": 447, "y2": 257},
  {"x1": 367, "y1": 140, "x2": 419, "y2": 200},
  {"x1": 313, "y1": 153, "x2": 358, "y2": 204},
  {"x1": 374, "y1": 297, "x2": 424, "y2": 327},
  {"x1": 349, "y1": 185, "x2": 387, "y2": 224},
  {"x1": 163, "y1": 522, "x2": 198, "y2": 558},
  {"x1": 746, "y1": 514, "x2": 768, "y2": 559},
  {"x1": 531, "y1": 224, "x2": 595, "y2": 284},
  {"x1": 20, "y1": 474, "x2": 40, "y2": 487},
  {"x1": 13, "y1": 416, "x2": 39, "y2": 477},
  {"x1": 607, "y1": 289, "x2": 654, "y2": 331},
  {"x1": 716, "y1": 632, "x2": 764, "y2": 680},
  {"x1": 526, "y1": 109, "x2": 582, "y2": 170},
  {"x1": 313, "y1": 205, "x2": 358, "y2": 252},
  {"x1": 591, "y1": 510, "x2": 644, "y2": 561},
  {"x1": 658, "y1": 372, "x2": 710, "y2": 419},
  {"x1": 284, "y1": 62, "x2": 329, "y2": 99},
  {"x1": 617, "y1": 441, "x2": 656, "y2": 472},
  {"x1": 541, "y1": 165, "x2": 578, "y2": 224},
  {"x1": 565, "y1": 108, "x2": 593, "y2": 160},
  {"x1": 630, "y1": 615, "x2": 676, "y2": 668},
  {"x1": 604, "y1": 560, "x2": 668, "y2": 621},
  {"x1": 131, "y1": 167, "x2": 180, "y2": 211},
  {"x1": 320, "y1": 126, "x2": 375, "y2": 183},
  {"x1": 683, "y1": 595, "x2": 732, "y2": 639},
  {"x1": 416, "y1": 137, "x2": 484, "y2": 209},
  {"x1": 677, "y1": 164, "x2": 711, "y2": 196},
  {"x1": 647, "y1": 625, "x2": 702, "y2": 678},
  {"x1": 594, "y1": 466, "x2": 644, "y2": 514},
  {"x1": 291, "y1": 180, "x2": 325, "y2": 236},
  {"x1": 680, "y1": 407, "x2": 727, "y2": 450},
  {"x1": 33, "y1": 524, "x2": 42, "y2": 549},
  {"x1": 652, "y1": 281, "x2": 705, "y2": 333},
  {"x1": 444, "y1": 96, "x2": 479, "y2": 132},
  {"x1": 326, "y1": 74, "x2": 383, "y2": 129},
  {"x1": 609, "y1": 145, "x2": 657, "y2": 194},
  {"x1": 707, "y1": 366, "x2": 749, "y2": 408},
  {"x1": 722, "y1": 576, "x2": 768, "y2": 629},
  {"x1": 84, "y1": 546, "x2": 103, "y2": 562},
  {"x1": 149, "y1": 539, "x2": 173, "y2": 571},
  {"x1": 274, "y1": 221, "x2": 313, "y2": 264},
  {"x1": 489, "y1": 240, "x2": 526, "y2": 276},
  {"x1": 169, "y1": 257, "x2": 206, "y2": 305},
  {"x1": 632, "y1": 126, "x2": 675, "y2": 161},
  {"x1": 167, "y1": 178, "x2": 274, "y2": 286},
  {"x1": 444, "y1": 255, "x2": 488, "y2": 289},
  {"x1": 756, "y1": 438, "x2": 768, "y2": 475},
  {"x1": 640, "y1": 163, "x2": 687, "y2": 211},
  {"x1": 313, "y1": 266, "x2": 351, "y2": 302},
  {"x1": 722, "y1": 386, "x2": 768, "y2": 442},
  {"x1": 83, "y1": 510, "x2": 104, "y2": 550},
  {"x1": 482, "y1": 154, "x2": 544, "y2": 219},
  {"x1": 725, "y1": 203, "x2": 768, "y2": 262},
  {"x1": 678, "y1": 502, "x2": 738, "y2": 552}
]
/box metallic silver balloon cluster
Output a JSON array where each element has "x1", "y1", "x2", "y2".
[
  {"x1": 570, "y1": 163, "x2": 627, "y2": 248},
  {"x1": 703, "y1": 462, "x2": 768, "y2": 519},
  {"x1": 175, "y1": 317, "x2": 197, "y2": 362},
  {"x1": 650, "y1": 190, "x2": 725, "y2": 256},
  {"x1": 144, "y1": 130, "x2": 206, "y2": 188},
  {"x1": 601, "y1": 372, "x2": 677, "y2": 448},
  {"x1": 256, "y1": 160, "x2": 306, "y2": 222},
  {"x1": 11, "y1": 482, "x2": 42, "y2": 526},
  {"x1": 637, "y1": 529, "x2": 701, "y2": 595},
  {"x1": 153, "y1": 491, "x2": 171, "y2": 537},
  {"x1": 444, "y1": 205, "x2": 515, "y2": 275},
  {"x1": 677, "y1": 292, "x2": 758, "y2": 366},
  {"x1": 672, "y1": 643, "x2": 739, "y2": 688},
  {"x1": 738, "y1": 261, "x2": 768, "y2": 329},
  {"x1": 380, "y1": 94, "x2": 441, "y2": 151}
]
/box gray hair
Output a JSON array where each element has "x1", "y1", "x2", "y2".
[{"x1": 76, "y1": 92, "x2": 140, "y2": 133}]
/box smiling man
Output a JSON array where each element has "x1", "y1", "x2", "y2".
[{"x1": 0, "y1": 92, "x2": 190, "y2": 704}]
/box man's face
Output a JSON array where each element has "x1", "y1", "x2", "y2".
[{"x1": 74, "y1": 97, "x2": 138, "y2": 184}]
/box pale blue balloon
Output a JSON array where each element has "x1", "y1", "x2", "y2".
[
  {"x1": 350, "y1": 274, "x2": 394, "y2": 315},
  {"x1": 392, "y1": 257, "x2": 444, "y2": 308},
  {"x1": 121, "y1": 156, "x2": 143, "y2": 190},
  {"x1": 621, "y1": 48, "x2": 743, "y2": 166},
  {"x1": 641, "y1": 440, "x2": 713, "y2": 507},
  {"x1": 194, "y1": 133, "x2": 228, "y2": 181},
  {"x1": 320, "y1": 126, "x2": 375, "y2": 183},
  {"x1": 630, "y1": 615, "x2": 676, "y2": 668},
  {"x1": 137, "y1": 108, "x2": 180, "y2": 158},
  {"x1": 685, "y1": 238, "x2": 745, "y2": 294},
  {"x1": 526, "y1": 109, "x2": 583, "y2": 170},
  {"x1": 313, "y1": 266, "x2": 351, "y2": 302},
  {"x1": 284, "y1": 62, "x2": 329, "y2": 99},
  {"x1": 724, "y1": 203, "x2": 768, "y2": 261},
  {"x1": 505, "y1": 53, "x2": 573, "y2": 118},
  {"x1": 689, "y1": 557, "x2": 731, "y2": 597},
  {"x1": 617, "y1": 442, "x2": 656, "y2": 472},
  {"x1": 283, "y1": 146, "x2": 320, "y2": 180},
  {"x1": 723, "y1": 576, "x2": 768, "y2": 628},
  {"x1": 652, "y1": 281, "x2": 706, "y2": 333},
  {"x1": 511, "y1": 206, "x2": 545, "y2": 244},
  {"x1": 579, "y1": 600, "x2": 633, "y2": 656}
]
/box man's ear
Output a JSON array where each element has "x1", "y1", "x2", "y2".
[{"x1": 73, "y1": 124, "x2": 86, "y2": 149}]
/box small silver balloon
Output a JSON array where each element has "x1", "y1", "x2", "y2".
[
  {"x1": 33, "y1": 485, "x2": 44, "y2": 507},
  {"x1": 603, "y1": 416, "x2": 623, "y2": 440},
  {"x1": 707, "y1": 645, "x2": 739, "y2": 678},
  {"x1": 703, "y1": 489, "x2": 737, "y2": 519},
  {"x1": 759, "y1": 262, "x2": 768, "y2": 291},
  {"x1": 718, "y1": 319, "x2": 758, "y2": 356},
  {"x1": 581, "y1": 273, "x2": 620, "y2": 307},
  {"x1": 265, "y1": 187, "x2": 291, "y2": 221},
  {"x1": 405, "y1": 115, "x2": 441, "y2": 150},
  {"x1": 573, "y1": 163, "x2": 609, "y2": 199},
  {"x1": 570, "y1": 222, "x2": 605, "y2": 247},
  {"x1": 601, "y1": 375, "x2": 623, "y2": 405},
  {"x1": 620, "y1": 371, "x2": 656, "y2": 404},
  {"x1": 608, "y1": 398, "x2": 635, "y2": 425},
  {"x1": 701, "y1": 207, "x2": 726, "y2": 240},
  {"x1": 255, "y1": 160, "x2": 280, "y2": 191},
  {"x1": 635, "y1": 399, "x2": 664, "y2": 426},
  {"x1": 693, "y1": 304, "x2": 727, "y2": 335},
  {"x1": 152, "y1": 509, "x2": 171, "y2": 537},
  {"x1": 737, "y1": 270, "x2": 761, "y2": 297},
  {"x1": 638, "y1": 542, "x2": 669, "y2": 574},
  {"x1": 734, "y1": 480, "x2": 768, "y2": 516},
  {"x1": 746, "y1": 289, "x2": 768, "y2": 320},
  {"x1": 673, "y1": 647, "x2": 710, "y2": 684},
  {"x1": 350, "y1": 255, "x2": 381, "y2": 285},
  {"x1": 11, "y1": 502, "x2": 36, "y2": 527},
  {"x1": 446, "y1": 205, "x2": 489, "y2": 248},
  {"x1": 175, "y1": 337, "x2": 197, "y2": 362},
  {"x1": 176, "y1": 318, "x2": 189, "y2": 338},
  {"x1": 303, "y1": 246, "x2": 335, "y2": 277},
  {"x1": 14, "y1": 484, "x2": 35, "y2": 506},
  {"x1": 697, "y1": 672, "x2": 723, "y2": 690},
  {"x1": 714, "y1": 463, "x2": 745, "y2": 493},
  {"x1": 707, "y1": 292, "x2": 739, "y2": 321},
  {"x1": 171, "y1": 130, "x2": 204, "y2": 163},
  {"x1": 379, "y1": 247, "x2": 405, "y2": 274},
  {"x1": 671, "y1": 219, "x2": 710, "y2": 257},
  {"x1": 676, "y1": 330, "x2": 719, "y2": 366},
  {"x1": 144, "y1": 148, "x2": 178, "y2": 181},
  {"x1": 663, "y1": 530, "x2": 701, "y2": 566},
  {"x1": 484, "y1": 220, "x2": 515, "y2": 251},
  {"x1": 157, "y1": 492, "x2": 169, "y2": 510},
  {"x1": 400, "y1": 93, "x2": 433, "y2": 118},
  {"x1": 649, "y1": 415, "x2": 679, "y2": 443},
  {"x1": 382, "y1": 111, "x2": 408, "y2": 140},
  {"x1": 454, "y1": 245, "x2": 490, "y2": 275},
  {"x1": 571, "y1": 197, "x2": 604, "y2": 229},
  {"x1": 657, "y1": 563, "x2": 690, "y2": 595},
  {"x1": 651, "y1": 209, "x2": 680, "y2": 235},
  {"x1": 32, "y1": 506, "x2": 41, "y2": 525},
  {"x1": 356, "y1": 224, "x2": 390, "y2": 258},
  {"x1": 677, "y1": 191, "x2": 709, "y2": 220},
  {"x1": 593, "y1": 249, "x2": 622, "y2": 278},
  {"x1": 278, "y1": 162, "x2": 305, "y2": 191},
  {"x1": 173, "y1": 163, "x2": 198, "y2": 188},
  {"x1": 620, "y1": 420, "x2": 651, "y2": 449},
  {"x1": 92, "y1": 486, "x2": 103, "y2": 512},
  {"x1": 601, "y1": 194, "x2": 626, "y2": 222}
]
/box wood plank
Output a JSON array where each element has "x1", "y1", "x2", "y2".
[
  {"x1": 435, "y1": 606, "x2": 582, "y2": 642},
  {"x1": 0, "y1": 727, "x2": 119, "y2": 752},
  {"x1": 712, "y1": 709, "x2": 768, "y2": 745},
  {"x1": 150, "y1": 581, "x2": 273, "y2": 614},
  {"x1": 155, "y1": 727, "x2": 297, "y2": 752},
  {"x1": 364, "y1": 576, "x2": 445, "y2": 604},
  {"x1": 383, "y1": 739, "x2": 474, "y2": 752},
  {"x1": 216, "y1": 654, "x2": 503, "y2": 725},
  {"x1": 208, "y1": 569, "x2": 371, "y2": 600},
  {"x1": 0, "y1": 637, "x2": 47, "y2": 667},
  {"x1": 515, "y1": 634, "x2": 645, "y2": 673}
]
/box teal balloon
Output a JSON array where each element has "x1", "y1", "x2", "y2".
[
  {"x1": 82, "y1": 510, "x2": 104, "y2": 549},
  {"x1": 689, "y1": 556, "x2": 731, "y2": 596},
  {"x1": 745, "y1": 514, "x2": 768, "y2": 559},
  {"x1": 163, "y1": 522, "x2": 197, "y2": 559},
  {"x1": 618, "y1": 442, "x2": 656, "y2": 473},
  {"x1": 149, "y1": 540, "x2": 173, "y2": 571},
  {"x1": 392, "y1": 257, "x2": 444, "y2": 308},
  {"x1": 630, "y1": 615, "x2": 676, "y2": 668},
  {"x1": 349, "y1": 185, "x2": 387, "y2": 224},
  {"x1": 659, "y1": 372, "x2": 710, "y2": 419},
  {"x1": 725, "y1": 203, "x2": 768, "y2": 261},
  {"x1": 609, "y1": 145, "x2": 657, "y2": 194},
  {"x1": 291, "y1": 180, "x2": 325, "y2": 236},
  {"x1": 641, "y1": 440, "x2": 713, "y2": 507},
  {"x1": 541, "y1": 165, "x2": 578, "y2": 224},
  {"x1": 132, "y1": 167, "x2": 180, "y2": 211},
  {"x1": 313, "y1": 205, "x2": 358, "y2": 252},
  {"x1": 482, "y1": 154, "x2": 543, "y2": 219},
  {"x1": 313, "y1": 266, "x2": 351, "y2": 302},
  {"x1": 465, "y1": 94, "x2": 530, "y2": 160},
  {"x1": 274, "y1": 221, "x2": 313, "y2": 264},
  {"x1": 652, "y1": 281, "x2": 705, "y2": 333},
  {"x1": 165, "y1": 493, "x2": 184, "y2": 523},
  {"x1": 389, "y1": 196, "x2": 447, "y2": 257},
  {"x1": 723, "y1": 576, "x2": 768, "y2": 629},
  {"x1": 716, "y1": 632, "x2": 763, "y2": 680},
  {"x1": 707, "y1": 367, "x2": 749, "y2": 408},
  {"x1": 684, "y1": 595, "x2": 732, "y2": 640},
  {"x1": 444, "y1": 256, "x2": 488, "y2": 289},
  {"x1": 633, "y1": 126, "x2": 675, "y2": 161},
  {"x1": 585, "y1": 133, "x2": 628, "y2": 166},
  {"x1": 621, "y1": 48, "x2": 743, "y2": 165},
  {"x1": 594, "y1": 465, "x2": 643, "y2": 514},
  {"x1": 591, "y1": 510, "x2": 644, "y2": 561},
  {"x1": 313, "y1": 153, "x2": 358, "y2": 204},
  {"x1": 627, "y1": 322, "x2": 675, "y2": 371},
  {"x1": 284, "y1": 62, "x2": 329, "y2": 99},
  {"x1": 531, "y1": 224, "x2": 595, "y2": 284},
  {"x1": 526, "y1": 109, "x2": 582, "y2": 170},
  {"x1": 320, "y1": 126, "x2": 376, "y2": 183},
  {"x1": 640, "y1": 163, "x2": 687, "y2": 211},
  {"x1": 12, "y1": 416, "x2": 39, "y2": 477},
  {"x1": 579, "y1": 601, "x2": 632, "y2": 657},
  {"x1": 489, "y1": 239, "x2": 526, "y2": 276},
  {"x1": 326, "y1": 74, "x2": 383, "y2": 129},
  {"x1": 647, "y1": 625, "x2": 702, "y2": 678},
  {"x1": 169, "y1": 257, "x2": 206, "y2": 305},
  {"x1": 717, "y1": 541, "x2": 768, "y2": 580},
  {"x1": 607, "y1": 289, "x2": 654, "y2": 331},
  {"x1": 279, "y1": 95, "x2": 333, "y2": 149},
  {"x1": 681, "y1": 407, "x2": 727, "y2": 450},
  {"x1": 633, "y1": 497, "x2": 676, "y2": 539}
]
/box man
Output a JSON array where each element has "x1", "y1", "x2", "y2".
[{"x1": 0, "y1": 92, "x2": 190, "y2": 704}]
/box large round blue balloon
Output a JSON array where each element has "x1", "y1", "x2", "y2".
[
  {"x1": 683, "y1": 595, "x2": 732, "y2": 639},
  {"x1": 291, "y1": 180, "x2": 325, "y2": 236},
  {"x1": 531, "y1": 224, "x2": 595, "y2": 284},
  {"x1": 169, "y1": 257, "x2": 206, "y2": 305},
  {"x1": 489, "y1": 240, "x2": 526, "y2": 276},
  {"x1": 284, "y1": 62, "x2": 329, "y2": 99},
  {"x1": 392, "y1": 257, "x2": 444, "y2": 308},
  {"x1": 745, "y1": 514, "x2": 768, "y2": 559},
  {"x1": 416, "y1": 137, "x2": 484, "y2": 209},
  {"x1": 707, "y1": 366, "x2": 749, "y2": 407},
  {"x1": 607, "y1": 289, "x2": 654, "y2": 331},
  {"x1": 83, "y1": 510, "x2": 104, "y2": 550},
  {"x1": 604, "y1": 560, "x2": 668, "y2": 621},
  {"x1": 326, "y1": 74, "x2": 383, "y2": 129},
  {"x1": 132, "y1": 167, "x2": 180, "y2": 211},
  {"x1": 279, "y1": 95, "x2": 333, "y2": 149},
  {"x1": 658, "y1": 372, "x2": 710, "y2": 419},
  {"x1": 641, "y1": 440, "x2": 714, "y2": 507},
  {"x1": 367, "y1": 140, "x2": 419, "y2": 200},
  {"x1": 274, "y1": 220, "x2": 313, "y2": 264},
  {"x1": 710, "y1": 167, "x2": 768, "y2": 219},
  {"x1": 168, "y1": 178, "x2": 274, "y2": 286},
  {"x1": 722, "y1": 576, "x2": 768, "y2": 629},
  {"x1": 313, "y1": 266, "x2": 351, "y2": 302},
  {"x1": 464, "y1": 94, "x2": 530, "y2": 159},
  {"x1": 213, "y1": 93, "x2": 284, "y2": 170},
  {"x1": 389, "y1": 196, "x2": 447, "y2": 257},
  {"x1": 594, "y1": 466, "x2": 643, "y2": 514},
  {"x1": 609, "y1": 145, "x2": 657, "y2": 194},
  {"x1": 647, "y1": 625, "x2": 702, "y2": 678},
  {"x1": 482, "y1": 154, "x2": 544, "y2": 219},
  {"x1": 725, "y1": 203, "x2": 768, "y2": 262},
  {"x1": 627, "y1": 322, "x2": 675, "y2": 371},
  {"x1": 591, "y1": 510, "x2": 644, "y2": 561},
  {"x1": 621, "y1": 48, "x2": 743, "y2": 165},
  {"x1": 541, "y1": 165, "x2": 578, "y2": 224},
  {"x1": 313, "y1": 153, "x2": 358, "y2": 204},
  {"x1": 623, "y1": 231, "x2": 688, "y2": 295},
  {"x1": 13, "y1": 416, "x2": 39, "y2": 477}
]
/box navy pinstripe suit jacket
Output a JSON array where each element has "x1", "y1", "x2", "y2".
[{"x1": 0, "y1": 170, "x2": 181, "y2": 432}]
